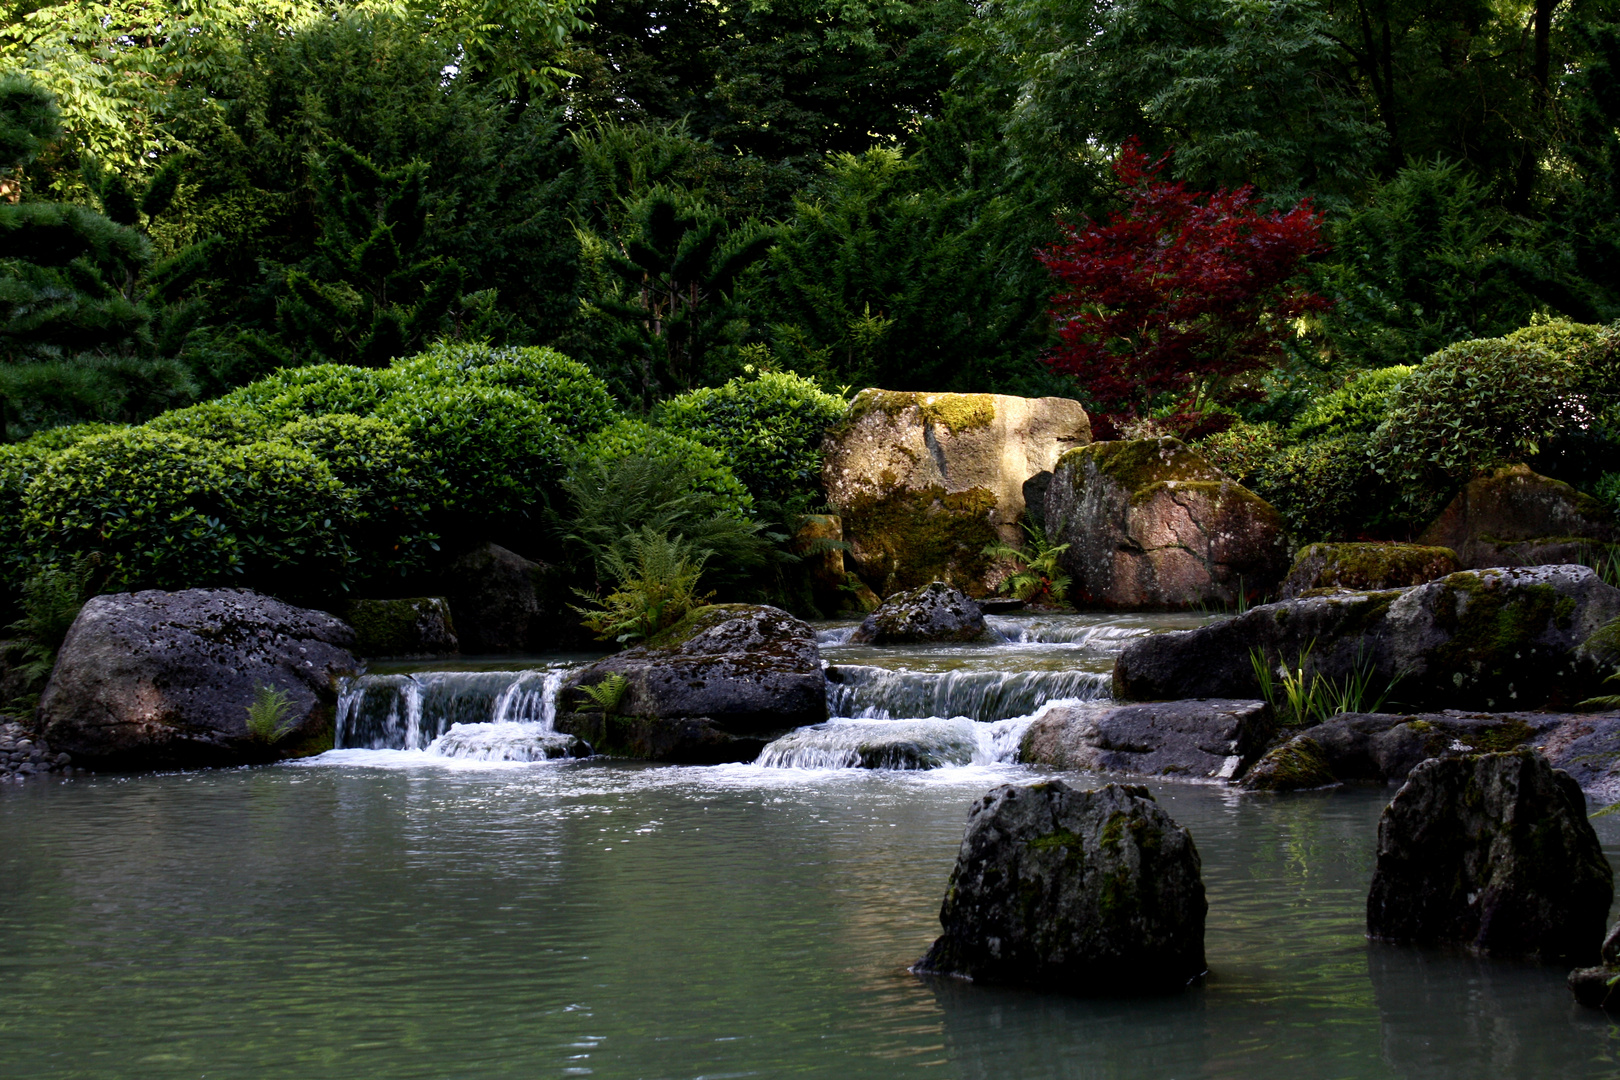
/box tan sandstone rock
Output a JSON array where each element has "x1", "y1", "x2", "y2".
[
  {"x1": 1045, "y1": 437, "x2": 1290, "y2": 609},
  {"x1": 820, "y1": 390, "x2": 1091, "y2": 595}
]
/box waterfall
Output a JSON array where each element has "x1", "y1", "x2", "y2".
[
  {"x1": 824, "y1": 664, "x2": 1108, "y2": 722},
  {"x1": 981, "y1": 616, "x2": 1155, "y2": 646},
  {"x1": 425, "y1": 721, "x2": 585, "y2": 761},
  {"x1": 335, "y1": 668, "x2": 569, "y2": 750},
  {"x1": 757, "y1": 715, "x2": 1039, "y2": 770}
]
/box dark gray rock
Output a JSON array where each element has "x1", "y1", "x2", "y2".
[
  {"x1": 0, "y1": 719, "x2": 71, "y2": 781},
  {"x1": 1419, "y1": 465, "x2": 1618, "y2": 570},
  {"x1": 1019, "y1": 699, "x2": 1273, "y2": 781},
  {"x1": 1114, "y1": 565, "x2": 1620, "y2": 710},
  {"x1": 1569, "y1": 922, "x2": 1620, "y2": 1010},
  {"x1": 915, "y1": 780, "x2": 1207, "y2": 993},
  {"x1": 343, "y1": 597, "x2": 458, "y2": 658},
  {"x1": 1366, "y1": 749, "x2": 1612, "y2": 962},
  {"x1": 38, "y1": 588, "x2": 357, "y2": 771},
  {"x1": 850, "y1": 581, "x2": 986, "y2": 644},
  {"x1": 554, "y1": 604, "x2": 826, "y2": 764},
  {"x1": 437, "y1": 542, "x2": 542, "y2": 653},
  {"x1": 1538, "y1": 715, "x2": 1620, "y2": 804}
]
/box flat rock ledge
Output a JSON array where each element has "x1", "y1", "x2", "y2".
[
  {"x1": 915, "y1": 780, "x2": 1207, "y2": 994},
  {"x1": 1020, "y1": 699, "x2": 1274, "y2": 781}
]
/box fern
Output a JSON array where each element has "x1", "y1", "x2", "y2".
[
  {"x1": 576, "y1": 673, "x2": 630, "y2": 713},
  {"x1": 982, "y1": 521, "x2": 1072, "y2": 604},
  {"x1": 244, "y1": 683, "x2": 298, "y2": 744}
]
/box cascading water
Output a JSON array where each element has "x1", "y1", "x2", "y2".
[
  {"x1": 823, "y1": 664, "x2": 1109, "y2": 722},
  {"x1": 335, "y1": 668, "x2": 569, "y2": 751},
  {"x1": 757, "y1": 711, "x2": 1047, "y2": 770}
]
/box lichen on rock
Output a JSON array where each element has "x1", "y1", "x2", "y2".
[{"x1": 1281, "y1": 542, "x2": 1457, "y2": 599}]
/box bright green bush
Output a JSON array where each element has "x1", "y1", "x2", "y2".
[
  {"x1": 394, "y1": 341, "x2": 620, "y2": 439},
  {"x1": 217, "y1": 440, "x2": 353, "y2": 594},
  {"x1": 1196, "y1": 421, "x2": 1287, "y2": 481},
  {"x1": 1371, "y1": 337, "x2": 1577, "y2": 492},
  {"x1": 23, "y1": 429, "x2": 241, "y2": 590},
  {"x1": 275, "y1": 414, "x2": 441, "y2": 580},
  {"x1": 376, "y1": 382, "x2": 570, "y2": 527},
  {"x1": 578, "y1": 418, "x2": 752, "y2": 518},
  {"x1": 1288, "y1": 366, "x2": 1412, "y2": 441},
  {"x1": 146, "y1": 401, "x2": 279, "y2": 445},
  {"x1": 0, "y1": 441, "x2": 57, "y2": 595},
  {"x1": 1503, "y1": 316, "x2": 1608, "y2": 363},
  {"x1": 219, "y1": 364, "x2": 390, "y2": 421},
  {"x1": 654, "y1": 371, "x2": 848, "y2": 508},
  {"x1": 20, "y1": 423, "x2": 125, "y2": 452}
]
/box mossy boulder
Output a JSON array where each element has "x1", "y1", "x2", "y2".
[
  {"x1": 914, "y1": 780, "x2": 1207, "y2": 993},
  {"x1": 849, "y1": 581, "x2": 986, "y2": 644},
  {"x1": 1019, "y1": 698, "x2": 1274, "y2": 780},
  {"x1": 1115, "y1": 565, "x2": 1620, "y2": 710},
  {"x1": 1367, "y1": 749, "x2": 1612, "y2": 963},
  {"x1": 1419, "y1": 465, "x2": 1618, "y2": 569},
  {"x1": 553, "y1": 604, "x2": 826, "y2": 763},
  {"x1": 1239, "y1": 737, "x2": 1338, "y2": 791},
  {"x1": 1045, "y1": 437, "x2": 1291, "y2": 610},
  {"x1": 1570, "y1": 923, "x2": 1620, "y2": 1010},
  {"x1": 343, "y1": 597, "x2": 457, "y2": 658},
  {"x1": 822, "y1": 390, "x2": 1090, "y2": 595},
  {"x1": 1281, "y1": 543, "x2": 1457, "y2": 599},
  {"x1": 38, "y1": 588, "x2": 357, "y2": 771}
]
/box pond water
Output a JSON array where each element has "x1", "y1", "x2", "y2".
[{"x1": 4, "y1": 612, "x2": 1620, "y2": 1079}]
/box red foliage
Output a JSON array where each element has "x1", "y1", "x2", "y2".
[{"x1": 1039, "y1": 141, "x2": 1330, "y2": 422}]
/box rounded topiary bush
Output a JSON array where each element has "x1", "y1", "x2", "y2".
[
  {"x1": 217, "y1": 440, "x2": 353, "y2": 594},
  {"x1": 220, "y1": 363, "x2": 390, "y2": 422},
  {"x1": 23, "y1": 429, "x2": 240, "y2": 590},
  {"x1": 579, "y1": 418, "x2": 753, "y2": 518},
  {"x1": 654, "y1": 371, "x2": 847, "y2": 508},
  {"x1": 1289, "y1": 366, "x2": 1412, "y2": 441},
  {"x1": 146, "y1": 401, "x2": 279, "y2": 445},
  {"x1": 276, "y1": 414, "x2": 440, "y2": 580},
  {"x1": 393, "y1": 341, "x2": 619, "y2": 439},
  {"x1": 1371, "y1": 337, "x2": 1577, "y2": 492},
  {"x1": 377, "y1": 382, "x2": 570, "y2": 527}
]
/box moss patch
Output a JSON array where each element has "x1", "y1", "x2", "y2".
[
  {"x1": 1242, "y1": 736, "x2": 1336, "y2": 791},
  {"x1": 846, "y1": 390, "x2": 996, "y2": 435},
  {"x1": 344, "y1": 597, "x2": 454, "y2": 657},
  {"x1": 1071, "y1": 437, "x2": 1225, "y2": 497},
  {"x1": 1027, "y1": 828, "x2": 1084, "y2": 851},
  {"x1": 1290, "y1": 543, "x2": 1457, "y2": 592},
  {"x1": 841, "y1": 485, "x2": 1000, "y2": 595}
]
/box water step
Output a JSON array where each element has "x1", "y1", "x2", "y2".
[{"x1": 824, "y1": 664, "x2": 1109, "y2": 723}]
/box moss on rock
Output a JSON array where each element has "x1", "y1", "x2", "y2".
[
  {"x1": 344, "y1": 597, "x2": 458, "y2": 657},
  {"x1": 845, "y1": 390, "x2": 997, "y2": 435},
  {"x1": 839, "y1": 485, "x2": 1000, "y2": 596},
  {"x1": 1240, "y1": 737, "x2": 1337, "y2": 791},
  {"x1": 1283, "y1": 543, "x2": 1458, "y2": 598}
]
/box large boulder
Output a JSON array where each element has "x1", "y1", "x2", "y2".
[
  {"x1": 1419, "y1": 465, "x2": 1618, "y2": 569},
  {"x1": 849, "y1": 581, "x2": 986, "y2": 644},
  {"x1": 1280, "y1": 542, "x2": 1457, "y2": 599},
  {"x1": 1366, "y1": 749, "x2": 1612, "y2": 962},
  {"x1": 38, "y1": 588, "x2": 357, "y2": 771},
  {"x1": 821, "y1": 390, "x2": 1091, "y2": 596},
  {"x1": 1113, "y1": 564, "x2": 1620, "y2": 710},
  {"x1": 343, "y1": 597, "x2": 458, "y2": 658},
  {"x1": 1019, "y1": 699, "x2": 1273, "y2": 781},
  {"x1": 437, "y1": 542, "x2": 544, "y2": 653},
  {"x1": 1045, "y1": 438, "x2": 1290, "y2": 609},
  {"x1": 915, "y1": 780, "x2": 1207, "y2": 993},
  {"x1": 553, "y1": 604, "x2": 826, "y2": 763}
]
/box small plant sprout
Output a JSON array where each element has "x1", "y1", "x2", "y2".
[
  {"x1": 245, "y1": 683, "x2": 298, "y2": 744},
  {"x1": 577, "y1": 673, "x2": 630, "y2": 714}
]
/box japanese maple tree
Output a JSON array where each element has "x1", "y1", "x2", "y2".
[{"x1": 1039, "y1": 141, "x2": 1329, "y2": 427}]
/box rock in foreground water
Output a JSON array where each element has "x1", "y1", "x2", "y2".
[
  {"x1": 39, "y1": 588, "x2": 357, "y2": 771},
  {"x1": 1569, "y1": 923, "x2": 1620, "y2": 1010},
  {"x1": 916, "y1": 780, "x2": 1207, "y2": 993},
  {"x1": 1367, "y1": 750, "x2": 1612, "y2": 962},
  {"x1": 849, "y1": 581, "x2": 986, "y2": 644},
  {"x1": 554, "y1": 604, "x2": 825, "y2": 764},
  {"x1": 1019, "y1": 699, "x2": 1273, "y2": 781}
]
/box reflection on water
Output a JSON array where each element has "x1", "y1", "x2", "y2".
[{"x1": 4, "y1": 762, "x2": 1620, "y2": 1079}]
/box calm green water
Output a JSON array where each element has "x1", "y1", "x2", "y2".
[{"x1": 4, "y1": 758, "x2": 1620, "y2": 1079}]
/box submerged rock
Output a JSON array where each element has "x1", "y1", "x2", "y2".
[
  {"x1": 1113, "y1": 565, "x2": 1620, "y2": 710},
  {"x1": 553, "y1": 604, "x2": 826, "y2": 764},
  {"x1": 1019, "y1": 699, "x2": 1273, "y2": 781},
  {"x1": 1280, "y1": 542, "x2": 1457, "y2": 599},
  {"x1": 849, "y1": 581, "x2": 987, "y2": 644},
  {"x1": 915, "y1": 780, "x2": 1207, "y2": 993},
  {"x1": 344, "y1": 597, "x2": 458, "y2": 658},
  {"x1": 1569, "y1": 924, "x2": 1620, "y2": 1010},
  {"x1": 1240, "y1": 736, "x2": 1337, "y2": 791},
  {"x1": 758, "y1": 718, "x2": 984, "y2": 770},
  {"x1": 1044, "y1": 437, "x2": 1290, "y2": 610},
  {"x1": 39, "y1": 588, "x2": 357, "y2": 771},
  {"x1": 1419, "y1": 465, "x2": 1617, "y2": 570},
  {"x1": 822, "y1": 390, "x2": 1091, "y2": 596},
  {"x1": 1366, "y1": 749, "x2": 1612, "y2": 962}
]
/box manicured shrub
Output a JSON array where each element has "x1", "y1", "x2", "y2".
[
  {"x1": 19, "y1": 423, "x2": 124, "y2": 452},
  {"x1": 23, "y1": 429, "x2": 241, "y2": 590},
  {"x1": 146, "y1": 401, "x2": 279, "y2": 445},
  {"x1": 219, "y1": 364, "x2": 390, "y2": 421},
  {"x1": 1196, "y1": 421, "x2": 1287, "y2": 481},
  {"x1": 1371, "y1": 337, "x2": 1577, "y2": 493},
  {"x1": 395, "y1": 341, "x2": 620, "y2": 439},
  {"x1": 276, "y1": 414, "x2": 441, "y2": 580},
  {"x1": 654, "y1": 371, "x2": 847, "y2": 508},
  {"x1": 376, "y1": 382, "x2": 570, "y2": 527},
  {"x1": 578, "y1": 418, "x2": 752, "y2": 518},
  {"x1": 1503, "y1": 316, "x2": 1609, "y2": 363},
  {"x1": 1288, "y1": 366, "x2": 1412, "y2": 441},
  {"x1": 0, "y1": 441, "x2": 57, "y2": 600},
  {"x1": 217, "y1": 440, "x2": 353, "y2": 595}
]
